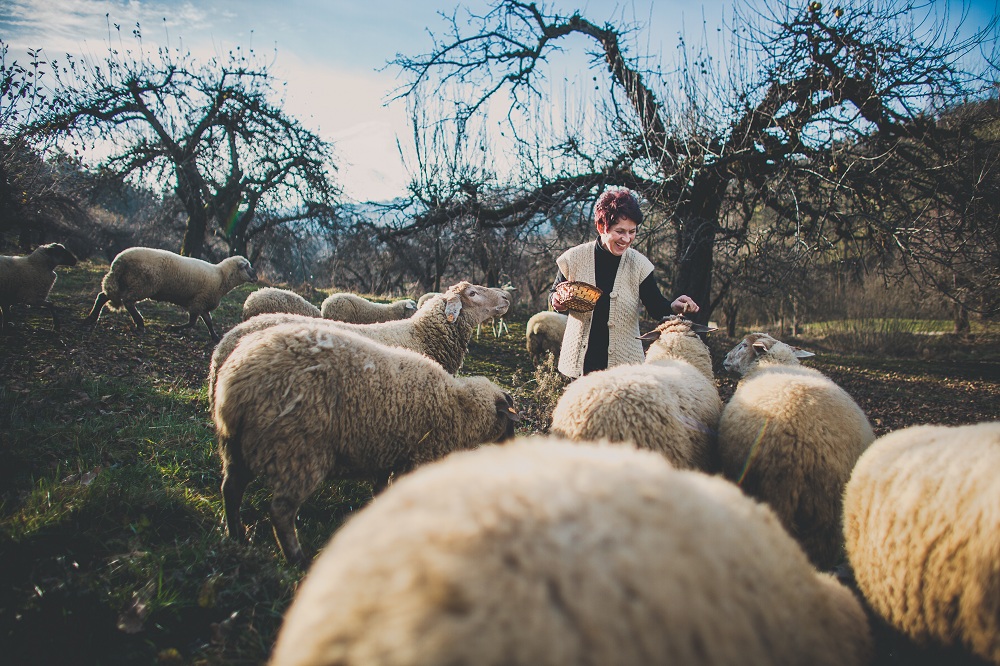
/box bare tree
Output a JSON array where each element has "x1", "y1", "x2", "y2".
[
  {"x1": 25, "y1": 23, "x2": 340, "y2": 259},
  {"x1": 390, "y1": 0, "x2": 998, "y2": 322}
]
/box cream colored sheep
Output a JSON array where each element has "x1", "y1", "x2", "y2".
[
  {"x1": 270, "y1": 437, "x2": 873, "y2": 666},
  {"x1": 0, "y1": 243, "x2": 78, "y2": 332},
  {"x1": 844, "y1": 422, "x2": 1000, "y2": 664},
  {"x1": 207, "y1": 282, "x2": 510, "y2": 408},
  {"x1": 241, "y1": 287, "x2": 321, "y2": 321},
  {"x1": 525, "y1": 310, "x2": 567, "y2": 365},
  {"x1": 718, "y1": 332, "x2": 875, "y2": 569},
  {"x1": 321, "y1": 292, "x2": 416, "y2": 323},
  {"x1": 549, "y1": 316, "x2": 721, "y2": 471},
  {"x1": 213, "y1": 322, "x2": 520, "y2": 566},
  {"x1": 84, "y1": 247, "x2": 257, "y2": 341}
]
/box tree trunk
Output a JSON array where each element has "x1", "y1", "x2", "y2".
[
  {"x1": 671, "y1": 174, "x2": 726, "y2": 324},
  {"x1": 180, "y1": 210, "x2": 208, "y2": 259}
]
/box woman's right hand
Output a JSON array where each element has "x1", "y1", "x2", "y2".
[{"x1": 551, "y1": 293, "x2": 568, "y2": 312}]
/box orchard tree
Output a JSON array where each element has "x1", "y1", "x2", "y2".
[
  {"x1": 391, "y1": 0, "x2": 998, "y2": 322},
  {"x1": 27, "y1": 23, "x2": 340, "y2": 259}
]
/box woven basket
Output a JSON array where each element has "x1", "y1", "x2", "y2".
[{"x1": 555, "y1": 281, "x2": 603, "y2": 313}]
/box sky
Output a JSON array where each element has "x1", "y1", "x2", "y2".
[{"x1": 2, "y1": 0, "x2": 998, "y2": 202}]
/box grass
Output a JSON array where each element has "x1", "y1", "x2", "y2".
[{"x1": 1, "y1": 261, "x2": 998, "y2": 664}]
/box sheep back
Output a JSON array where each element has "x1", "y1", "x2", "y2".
[
  {"x1": 718, "y1": 362, "x2": 874, "y2": 569},
  {"x1": 844, "y1": 422, "x2": 1000, "y2": 664},
  {"x1": 642, "y1": 315, "x2": 715, "y2": 381},
  {"x1": 320, "y1": 292, "x2": 417, "y2": 323},
  {"x1": 242, "y1": 287, "x2": 321, "y2": 320},
  {"x1": 525, "y1": 311, "x2": 567, "y2": 365},
  {"x1": 550, "y1": 361, "x2": 721, "y2": 471},
  {"x1": 271, "y1": 437, "x2": 872, "y2": 666},
  {"x1": 101, "y1": 247, "x2": 253, "y2": 313}
]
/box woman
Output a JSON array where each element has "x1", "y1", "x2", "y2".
[{"x1": 550, "y1": 188, "x2": 698, "y2": 378}]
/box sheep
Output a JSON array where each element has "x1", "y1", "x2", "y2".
[
  {"x1": 241, "y1": 286, "x2": 321, "y2": 321},
  {"x1": 270, "y1": 437, "x2": 873, "y2": 666},
  {"x1": 416, "y1": 291, "x2": 442, "y2": 308},
  {"x1": 844, "y1": 422, "x2": 1000, "y2": 664},
  {"x1": 84, "y1": 247, "x2": 257, "y2": 341},
  {"x1": 525, "y1": 311, "x2": 568, "y2": 366},
  {"x1": 0, "y1": 243, "x2": 78, "y2": 332},
  {"x1": 207, "y1": 281, "x2": 511, "y2": 408},
  {"x1": 213, "y1": 321, "x2": 520, "y2": 566},
  {"x1": 549, "y1": 316, "x2": 722, "y2": 472},
  {"x1": 717, "y1": 332, "x2": 875, "y2": 570},
  {"x1": 320, "y1": 292, "x2": 417, "y2": 323}
]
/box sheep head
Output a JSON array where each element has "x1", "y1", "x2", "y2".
[
  {"x1": 442, "y1": 282, "x2": 510, "y2": 325},
  {"x1": 38, "y1": 243, "x2": 78, "y2": 268},
  {"x1": 722, "y1": 332, "x2": 815, "y2": 375}
]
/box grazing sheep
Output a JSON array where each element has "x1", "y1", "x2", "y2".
[
  {"x1": 0, "y1": 243, "x2": 78, "y2": 332},
  {"x1": 85, "y1": 247, "x2": 257, "y2": 341},
  {"x1": 213, "y1": 322, "x2": 520, "y2": 566},
  {"x1": 525, "y1": 311, "x2": 567, "y2": 365},
  {"x1": 416, "y1": 291, "x2": 442, "y2": 308},
  {"x1": 321, "y1": 292, "x2": 417, "y2": 323},
  {"x1": 241, "y1": 287, "x2": 321, "y2": 321},
  {"x1": 549, "y1": 316, "x2": 721, "y2": 471},
  {"x1": 718, "y1": 332, "x2": 875, "y2": 569},
  {"x1": 207, "y1": 281, "x2": 511, "y2": 408},
  {"x1": 270, "y1": 437, "x2": 873, "y2": 666},
  {"x1": 844, "y1": 422, "x2": 1000, "y2": 664}
]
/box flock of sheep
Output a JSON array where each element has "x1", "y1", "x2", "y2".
[{"x1": 2, "y1": 243, "x2": 999, "y2": 665}]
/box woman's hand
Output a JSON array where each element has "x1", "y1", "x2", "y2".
[
  {"x1": 551, "y1": 293, "x2": 568, "y2": 312},
  {"x1": 671, "y1": 295, "x2": 699, "y2": 315}
]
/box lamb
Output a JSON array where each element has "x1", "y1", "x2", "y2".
[
  {"x1": 320, "y1": 292, "x2": 417, "y2": 323},
  {"x1": 549, "y1": 316, "x2": 722, "y2": 472},
  {"x1": 525, "y1": 311, "x2": 567, "y2": 365},
  {"x1": 213, "y1": 322, "x2": 520, "y2": 566},
  {"x1": 207, "y1": 281, "x2": 510, "y2": 407},
  {"x1": 717, "y1": 332, "x2": 875, "y2": 569},
  {"x1": 416, "y1": 291, "x2": 442, "y2": 308},
  {"x1": 241, "y1": 287, "x2": 321, "y2": 321},
  {"x1": 270, "y1": 437, "x2": 873, "y2": 666},
  {"x1": 0, "y1": 243, "x2": 78, "y2": 332},
  {"x1": 84, "y1": 247, "x2": 257, "y2": 341},
  {"x1": 843, "y1": 422, "x2": 1000, "y2": 664}
]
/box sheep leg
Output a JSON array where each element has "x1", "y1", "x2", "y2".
[
  {"x1": 123, "y1": 302, "x2": 145, "y2": 333},
  {"x1": 84, "y1": 292, "x2": 110, "y2": 325},
  {"x1": 0, "y1": 304, "x2": 9, "y2": 332},
  {"x1": 201, "y1": 312, "x2": 221, "y2": 342},
  {"x1": 42, "y1": 301, "x2": 61, "y2": 331},
  {"x1": 167, "y1": 312, "x2": 198, "y2": 331},
  {"x1": 221, "y1": 464, "x2": 252, "y2": 542}
]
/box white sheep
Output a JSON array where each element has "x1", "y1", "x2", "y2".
[
  {"x1": 207, "y1": 281, "x2": 510, "y2": 408},
  {"x1": 844, "y1": 421, "x2": 1000, "y2": 664},
  {"x1": 84, "y1": 247, "x2": 257, "y2": 341},
  {"x1": 213, "y1": 321, "x2": 520, "y2": 566},
  {"x1": 525, "y1": 311, "x2": 567, "y2": 366},
  {"x1": 241, "y1": 286, "x2": 321, "y2": 321},
  {"x1": 549, "y1": 316, "x2": 722, "y2": 472},
  {"x1": 270, "y1": 437, "x2": 873, "y2": 666},
  {"x1": 718, "y1": 332, "x2": 875, "y2": 569},
  {"x1": 0, "y1": 243, "x2": 78, "y2": 332},
  {"x1": 416, "y1": 291, "x2": 442, "y2": 308},
  {"x1": 321, "y1": 292, "x2": 417, "y2": 323}
]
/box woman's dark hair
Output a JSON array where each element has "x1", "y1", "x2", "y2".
[{"x1": 594, "y1": 188, "x2": 643, "y2": 230}]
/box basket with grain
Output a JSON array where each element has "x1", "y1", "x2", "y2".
[{"x1": 555, "y1": 281, "x2": 603, "y2": 313}]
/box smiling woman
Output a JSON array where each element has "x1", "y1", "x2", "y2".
[{"x1": 548, "y1": 187, "x2": 700, "y2": 378}]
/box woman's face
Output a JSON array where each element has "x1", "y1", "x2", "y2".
[{"x1": 598, "y1": 215, "x2": 638, "y2": 256}]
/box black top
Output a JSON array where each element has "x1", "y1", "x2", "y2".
[{"x1": 551, "y1": 239, "x2": 675, "y2": 374}]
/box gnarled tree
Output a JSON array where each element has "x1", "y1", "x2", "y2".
[{"x1": 391, "y1": 0, "x2": 998, "y2": 323}]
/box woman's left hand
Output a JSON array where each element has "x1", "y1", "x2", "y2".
[{"x1": 671, "y1": 295, "x2": 699, "y2": 315}]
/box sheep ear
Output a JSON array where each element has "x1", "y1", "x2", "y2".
[
  {"x1": 751, "y1": 340, "x2": 770, "y2": 356},
  {"x1": 496, "y1": 396, "x2": 521, "y2": 423},
  {"x1": 444, "y1": 296, "x2": 463, "y2": 323},
  {"x1": 688, "y1": 322, "x2": 716, "y2": 334},
  {"x1": 636, "y1": 330, "x2": 661, "y2": 342},
  {"x1": 792, "y1": 347, "x2": 816, "y2": 359}
]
